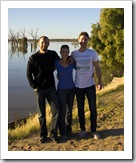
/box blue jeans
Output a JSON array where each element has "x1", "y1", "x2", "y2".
[
  {"x1": 34, "y1": 86, "x2": 60, "y2": 138},
  {"x1": 75, "y1": 85, "x2": 97, "y2": 132},
  {"x1": 57, "y1": 88, "x2": 75, "y2": 135}
]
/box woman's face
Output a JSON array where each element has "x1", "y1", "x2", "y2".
[{"x1": 60, "y1": 48, "x2": 69, "y2": 58}]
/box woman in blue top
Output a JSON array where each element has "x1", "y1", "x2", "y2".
[{"x1": 55, "y1": 45, "x2": 75, "y2": 138}]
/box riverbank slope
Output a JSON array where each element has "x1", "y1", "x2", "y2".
[{"x1": 8, "y1": 77, "x2": 124, "y2": 151}]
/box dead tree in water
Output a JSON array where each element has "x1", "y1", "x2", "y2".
[
  {"x1": 8, "y1": 29, "x2": 20, "y2": 47},
  {"x1": 19, "y1": 28, "x2": 28, "y2": 46},
  {"x1": 8, "y1": 29, "x2": 20, "y2": 56},
  {"x1": 28, "y1": 28, "x2": 39, "y2": 52},
  {"x1": 19, "y1": 28, "x2": 27, "y2": 38},
  {"x1": 28, "y1": 28, "x2": 39, "y2": 40}
]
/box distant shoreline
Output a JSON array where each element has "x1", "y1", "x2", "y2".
[{"x1": 8, "y1": 38, "x2": 77, "y2": 42}]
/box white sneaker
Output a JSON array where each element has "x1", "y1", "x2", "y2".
[
  {"x1": 92, "y1": 132, "x2": 100, "y2": 139},
  {"x1": 79, "y1": 130, "x2": 87, "y2": 138}
]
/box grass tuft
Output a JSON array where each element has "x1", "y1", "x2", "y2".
[{"x1": 8, "y1": 114, "x2": 40, "y2": 140}]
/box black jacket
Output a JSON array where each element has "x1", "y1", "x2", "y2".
[{"x1": 27, "y1": 50, "x2": 60, "y2": 89}]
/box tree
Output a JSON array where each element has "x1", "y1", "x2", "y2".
[
  {"x1": 8, "y1": 29, "x2": 20, "y2": 46},
  {"x1": 89, "y1": 23, "x2": 105, "y2": 54},
  {"x1": 99, "y1": 8, "x2": 124, "y2": 67},
  {"x1": 89, "y1": 8, "x2": 124, "y2": 74},
  {"x1": 19, "y1": 28, "x2": 27, "y2": 38},
  {"x1": 28, "y1": 28, "x2": 39, "y2": 52},
  {"x1": 18, "y1": 28, "x2": 28, "y2": 46},
  {"x1": 28, "y1": 28, "x2": 39, "y2": 40}
]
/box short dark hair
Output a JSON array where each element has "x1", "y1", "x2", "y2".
[
  {"x1": 78, "y1": 32, "x2": 89, "y2": 39},
  {"x1": 60, "y1": 44, "x2": 69, "y2": 51},
  {"x1": 37, "y1": 36, "x2": 49, "y2": 42}
]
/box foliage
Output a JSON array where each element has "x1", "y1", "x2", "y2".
[
  {"x1": 89, "y1": 8, "x2": 124, "y2": 75},
  {"x1": 89, "y1": 23, "x2": 105, "y2": 54},
  {"x1": 18, "y1": 37, "x2": 28, "y2": 45}
]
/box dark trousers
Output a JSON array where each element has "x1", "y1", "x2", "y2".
[
  {"x1": 75, "y1": 85, "x2": 97, "y2": 132},
  {"x1": 34, "y1": 87, "x2": 60, "y2": 138},
  {"x1": 57, "y1": 88, "x2": 75, "y2": 135}
]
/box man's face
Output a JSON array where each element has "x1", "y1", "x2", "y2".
[
  {"x1": 38, "y1": 37, "x2": 49, "y2": 52},
  {"x1": 78, "y1": 35, "x2": 89, "y2": 48}
]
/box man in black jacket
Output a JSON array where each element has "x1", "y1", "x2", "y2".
[{"x1": 27, "y1": 36, "x2": 60, "y2": 143}]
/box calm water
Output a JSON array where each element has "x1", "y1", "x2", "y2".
[{"x1": 8, "y1": 41, "x2": 78, "y2": 123}]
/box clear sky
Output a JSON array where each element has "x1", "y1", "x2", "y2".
[{"x1": 8, "y1": 8, "x2": 101, "y2": 39}]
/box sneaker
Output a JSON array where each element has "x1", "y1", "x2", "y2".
[
  {"x1": 61, "y1": 134, "x2": 68, "y2": 140},
  {"x1": 79, "y1": 130, "x2": 87, "y2": 138},
  {"x1": 66, "y1": 132, "x2": 73, "y2": 137},
  {"x1": 50, "y1": 137, "x2": 59, "y2": 143},
  {"x1": 92, "y1": 132, "x2": 100, "y2": 139}
]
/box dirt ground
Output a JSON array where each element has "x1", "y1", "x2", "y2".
[{"x1": 8, "y1": 128, "x2": 124, "y2": 151}]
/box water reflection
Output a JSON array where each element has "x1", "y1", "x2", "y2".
[
  {"x1": 18, "y1": 45, "x2": 28, "y2": 54},
  {"x1": 30, "y1": 41, "x2": 38, "y2": 53}
]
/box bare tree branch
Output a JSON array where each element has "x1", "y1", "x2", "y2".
[
  {"x1": 19, "y1": 28, "x2": 26, "y2": 38},
  {"x1": 28, "y1": 28, "x2": 39, "y2": 40}
]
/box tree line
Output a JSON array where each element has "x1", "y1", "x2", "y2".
[{"x1": 8, "y1": 28, "x2": 77, "y2": 46}]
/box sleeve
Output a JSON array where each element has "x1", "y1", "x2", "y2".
[
  {"x1": 54, "y1": 60, "x2": 58, "y2": 70},
  {"x1": 54, "y1": 51, "x2": 60, "y2": 60},
  {"x1": 93, "y1": 50, "x2": 99, "y2": 62},
  {"x1": 26, "y1": 57, "x2": 38, "y2": 89}
]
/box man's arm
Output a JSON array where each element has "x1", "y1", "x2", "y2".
[
  {"x1": 67, "y1": 56, "x2": 74, "y2": 64},
  {"x1": 93, "y1": 61, "x2": 102, "y2": 91},
  {"x1": 26, "y1": 57, "x2": 37, "y2": 89}
]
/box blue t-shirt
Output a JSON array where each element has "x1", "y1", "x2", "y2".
[{"x1": 55, "y1": 60, "x2": 75, "y2": 89}]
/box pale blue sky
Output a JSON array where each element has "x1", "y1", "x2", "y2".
[{"x1": 8, "y1": 8, "x2": 101, "y2": 39}]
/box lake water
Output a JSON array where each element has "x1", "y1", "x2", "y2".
[{"x1": 8, "y1": 41, "x2": 79, "y2": 123}]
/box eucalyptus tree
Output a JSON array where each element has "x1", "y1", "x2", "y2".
[
  {"x1": 89, "y1": 8, "x2": 124, "y2": 77},
  {"x1": 99, "y1": 8, "x2": 124, "y2": 68},
  {"x1": 89, "y1": 23, "x2": 105, "y2": 54}
]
